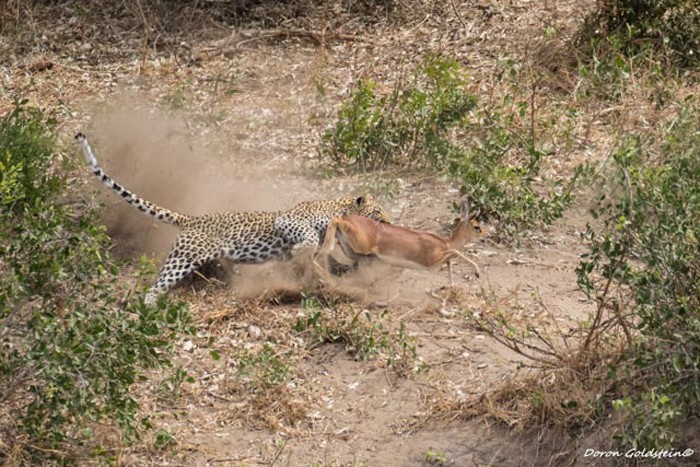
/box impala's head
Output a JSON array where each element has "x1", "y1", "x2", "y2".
[
  {"x1": 456, "y1": 198, "x2": 483, "y2": 239},
  {"x1": 349, "y1": 194, "x2": 391, "y2": 223}
]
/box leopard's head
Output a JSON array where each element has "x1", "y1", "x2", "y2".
[{"x1": 349, "y1": 194, "x2": 390, "y2": 223}]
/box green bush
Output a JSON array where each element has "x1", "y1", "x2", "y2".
[
  {"x1": 0, "y1": 101, "x2": 192, "y2": 463},
  {"x1": 323, "y1": 56, "x2": 476, "y2": 171},
  {"x1": 448, "y1": 109, "x2": 577, "y2": 237},
  {"x1": 322, "y1": 57, "x2": 575, "y2": 235},
  {"x1": 580, "y1": 0, "x2": 700, "y2": 68},
  {"x1": 0, "y1": 103, "x2": 61, "y2": 215},
  {"x1": 577, "y1": 105, "x2": 700, "y2": 448}
]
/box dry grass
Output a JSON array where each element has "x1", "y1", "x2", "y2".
[
  {"x1": 411, "y1": 279, "x2": 636, "y2": 459},
  {"x1": 425, "y1": 341, "x2": 627, "y2": 429}
]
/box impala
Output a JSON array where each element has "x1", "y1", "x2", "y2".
[{"x1": 316, "y1": 199, "x2": 483, "y2": 283}]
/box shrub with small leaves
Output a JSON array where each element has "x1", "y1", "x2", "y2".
[
  {"x1": 0, "y1": 102, "x2": 61, "y2": 215},
  {"x1": 0, "y1": 101, "x2": 192, "y2": 463},
  {"x1": 322, "y1": 56, "x2": 477, "y2": 171},
  {"x1": 449, "y1": 108, "x2": 578, "y2": 237},
  {"x1": 577, "y1": 105, "x2": 700, "y2": 449},
  {"x1": 323, "y1": 57, "x2": 576, "y2": 236},
  {"x1": 579, "y1": 0, "x2": 700, "y2": 68}
]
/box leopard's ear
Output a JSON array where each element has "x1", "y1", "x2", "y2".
[{"x1": 355, "y1": 194, "x2": 371, "y2": 206}]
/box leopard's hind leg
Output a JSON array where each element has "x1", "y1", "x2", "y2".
[{"x1": 145, "y1": 234, "x2": 224, "y2": 304}]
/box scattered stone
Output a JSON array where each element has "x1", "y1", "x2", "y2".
[
  {"x1": 182, "y1": 340, "x2": 196, "y2": 352},
  {"x1": 247, "y1": 324, "x2": 262, "y2": 339}
]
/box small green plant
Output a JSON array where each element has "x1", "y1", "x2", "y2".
[
  {"x1": 388, "y1": 321, "x2": 423, "y2": 373},
  {"x1": 236, "y1": 343, "x2": 292, "y2": 389},
  {"x1": 295, "y1": 296, "x2": 388, "y2": 360},
  {"x1": 157, "y1": 367, "x2": 194, "y2": 400},
  {"x1": 424, "y1": 448, "x2": 448, "y2": 466},
  {"x1": 162, "y1": 84, "x2": 187, "y2": 110},
  {"x1": 0, "y1": 101, "x2": 193, "y2": 463},
  {"x1": 153, "y1": 429, "x2": 176, "y2": 450},
  {"x1": 200, "y1": 109, "x2": 229, "y2": 126},
  {"x1": 295, "y1": 295, "x2": 420, "y2": 372}
]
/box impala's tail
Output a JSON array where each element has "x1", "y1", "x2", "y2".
[{"x1": 76, "y1": 132, "x2": 188, "y2": 227}]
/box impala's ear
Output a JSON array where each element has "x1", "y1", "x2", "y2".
[{"x1": 459, "y1": 198, "x2": 470, "y2": 220}]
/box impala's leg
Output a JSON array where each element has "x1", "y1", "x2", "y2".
[
  {"x1": 449, "y1": 249, "x2": 481, "y2": 278},
  {"x1": 448, "y1": 260, "x2": 454, "y2": 286},
  {"x1": 314, "y1": 216, "x2": 339, "y2": 273}
]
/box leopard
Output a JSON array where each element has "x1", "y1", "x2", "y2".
[{"x1": 75, "y1": 132, "x2": 390, "y2": 304}]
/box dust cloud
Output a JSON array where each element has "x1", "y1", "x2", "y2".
[
  {"x1": 230, "y1": 251, "x2": 433, "y2": 305},
  {"x1": 83, "y1": 96, "x2": 305, "y2": 260}
]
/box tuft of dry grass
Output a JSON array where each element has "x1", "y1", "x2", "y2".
[
  {"x1": 234, "y1": 385, "x2": 313, "y2": 433},
  {"x1": 426, "y1": 342, "x2": 627, "y2": 431},
  {"x1": 416, "y1": 282, "x2": 634, "y2": 453}
]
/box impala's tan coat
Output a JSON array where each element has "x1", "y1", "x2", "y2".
[{"x1": 318, "y1": 200, "x2": 482, "y2": 282}]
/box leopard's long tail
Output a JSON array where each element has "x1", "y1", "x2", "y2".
[{"x1": 76, "y1": 132, "x2": 188, "y2": 227}]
